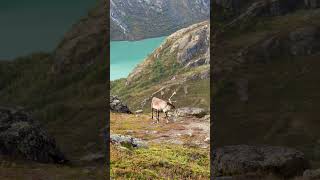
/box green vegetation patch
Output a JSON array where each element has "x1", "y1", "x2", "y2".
[{"x1": 111, "y1": 143, "x2": 210, "y2": 179}]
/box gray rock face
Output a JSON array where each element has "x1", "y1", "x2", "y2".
[
  {"x1": 0, "y1": 107, "x2": 67, "y2": 163},
  {"x1": 252, "y1": 26, "x2": 320, "y2": 62},
  {"x1": 225, "y1": 0, "x2": 308, "y2": 29},
  {"x1": 110, "y1": 134, "x2": 147, "y2": 148},
  {"x1": 175, "y1": 107, "x2": 207, "y2": 118},
  {"x1": 110, "y1": 96, "x2": 131, "y2": 113},
  {"x1": 110, "y1": 0, "x2": 210, "y2": 40},
  {"x1": 126, "y1": 21, "x2": 210, "y2": 85},
  {"x1": 213, "y1": 0, "x2": 243, "y2": 11},
  {"x1": 53, "y1": 0, "x2": 107, "y2": 73},
  {"x1": 213, "y1": 145, "x2": 310, "y2": 177}
]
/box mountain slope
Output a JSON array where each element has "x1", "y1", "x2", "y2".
[
  {"x1": 0, "y1": 1, "x2": 107, "y2": 178},
  {"x1": 110, "y1": 0, "x2": 210, "y2": 40},
  {"x1": 111, "y1": 21, "x2": 210, "y2": 112},
  {"x1": 212, "y1": 1, "x2": 320, "y2": 168}
]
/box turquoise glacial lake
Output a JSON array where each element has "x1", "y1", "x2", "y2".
[{"x1": 110, "y1": 36, "x2": 166, "y2": 81}]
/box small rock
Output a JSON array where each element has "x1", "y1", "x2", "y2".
[
  {"x1": 203, "y1": 115, "x2": 210, "y2": 121},
  {"x1": 135, "y1": 109, "x2": 143, "y2": 114},
  {"x1": 204, "y1": 137, "x2": 210, "y2": 142}
]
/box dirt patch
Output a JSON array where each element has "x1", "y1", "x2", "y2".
[{"x1": 111, "y1": 113, "x2": 210, "y2": 148}]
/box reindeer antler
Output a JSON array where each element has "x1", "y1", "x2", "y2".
[{"x1": 168, "y1": 91, "x2": 177, "y2": 104}]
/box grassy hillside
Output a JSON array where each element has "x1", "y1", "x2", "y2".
[
  {"x1": 213, "y1": 8, "x2": 320, "y2": 167},
  {"x1": 111, "y1": 21, "x2": 210, "y2": 112},
  {"x1": 0, "y1": 53, "x2": 107, "y2": 177}
]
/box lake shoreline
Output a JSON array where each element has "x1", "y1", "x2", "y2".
[{"x1": 110, "y1": 36, "x2": 166, "y2": 80}]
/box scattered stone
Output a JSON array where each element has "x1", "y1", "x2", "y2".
[
  {"x1": 213, "y1": 145, "x2": 309, "y2": 178},
  {"x1": 110, "y1": 134, "x2": 147, "y2": 148},
  {"x1": 204, "y1": 137, "x2": 210, "y2": 143},
  {"x1": 0, "y1": 107, "x2": 67, "y2": 163},
  {"x1": 203, "y1": 115, "x2": 210, "y2": 121},
  {"x1": 135, "y1": 109, "x2": 143, "y2": 114},
  {"x1": 110, "y1": 96, "x2": 131, "y2": 113}
]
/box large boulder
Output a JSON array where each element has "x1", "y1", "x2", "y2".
[
  {"x1": 175, "y1": 107, "x2": 207, "y2": 118},
  {"x1": 0, "y1": 107, "x2": 67, "y2": 163},
  {"x1": 213, "y1": 145, "x2": 310, "y2": 177},
  {"x1": 110, "y1": 96, "x2": 131, "y2": 113},
  {"x1": 110, "y1": 134, "x2": 147, "y2": 148}
]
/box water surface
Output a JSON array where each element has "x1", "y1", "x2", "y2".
[
  {"x1": 0, "y1": 0, "x2": 97, "y2": 59},
  {"x1": 110, "y1": 36, "x2": 166, "y2": 81}
]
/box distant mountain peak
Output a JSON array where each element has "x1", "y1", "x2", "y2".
[{"x1": 110, "y1": 0, "x2": 210, "y2": 41}]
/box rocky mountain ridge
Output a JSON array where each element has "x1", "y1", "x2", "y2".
[
  {"x1": 53, "y1": 0, "x2": 107, "y2": 73},
  {"x1": 110, "y1": 0, "x2": 210, "y2": 40}
]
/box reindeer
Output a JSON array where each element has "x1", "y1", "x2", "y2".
[{"x1": 151, "y1": 91, "x2": 176, "y2": 123}]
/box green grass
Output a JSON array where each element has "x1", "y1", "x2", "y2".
[
  {"x1": 110, "y1": 112, "x2": 210, "y2": 179},
  {"x1": 111, "y1": 143, "x2": 209, "y2": 179}
]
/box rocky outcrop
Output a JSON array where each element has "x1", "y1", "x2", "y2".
[
  {"x1": 110, "y1": 134, "x2": 147, "y2": 148},
  {"x1": 53, "y1": 0, "x2": 107, "y2": 73},
  {"x1": 213, "y1": 145, "x2": 310, "y2": 177},
  {"x1": 175, "y1": 107, "x2": 208, "y2": 118},
  {"x1": 126, "y1": 21, "x2": 210, "y2": 85},
  {"x1": 0, "y1": 107, "x2": 67, "y2": 163},
  {"x1": 110, "y1": 0, "x2": 210, "y2": 40},
  {"x1": 250, "y1": 25, "x2": 320, "y2": 62},
  {"x1": 110, "y1": 96, "x2": 131, "y2": 113},
  {"x1": 223, "y1": 0, "x2": 319, "y2": 30},
  {"x1": 213, "y1": 0, "x2": 244, "y2": 12}
]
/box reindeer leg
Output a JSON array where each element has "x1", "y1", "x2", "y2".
[
  {"x1": 151, "y1": 108, "x2": 153, "y2": 119},
  {"x1": 165, "y1": 112, "x2": 169, "y2": 123},
  {"x1": 157, "y1": 110, "x2": 160, "y2": 123}
]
